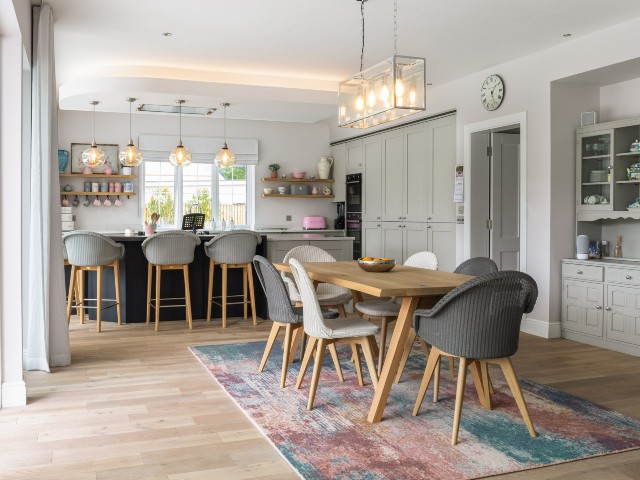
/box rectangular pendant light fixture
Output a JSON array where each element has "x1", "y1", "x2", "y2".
[{"x1": 338, "y1": 55, "x2": 426, "y2": 128}]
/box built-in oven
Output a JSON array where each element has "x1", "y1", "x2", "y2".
[{"x1": 346, "y1": 173, "x2": 362, "y2": 259}]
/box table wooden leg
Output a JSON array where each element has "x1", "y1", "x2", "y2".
[{"x1": 367, "y1": 296, "x2": 419, "y2": 423}]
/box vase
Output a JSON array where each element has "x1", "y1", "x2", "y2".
[
  {"x1": 58, "y1": 149, "x2": 69, "y2": 173},
  {"x1": 270, "y1": 171, "x2": 278, "y2": 178},
  {"x1": 317, "y1": 156, "x2": 333, "y2": 179}
]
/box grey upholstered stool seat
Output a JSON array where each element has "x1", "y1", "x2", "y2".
[
  {"x1": 63, "y1": 231, "x2": 125, "y2": 333},
  {"x1": 205, "y1": 230, "x2": 262, "y2": 328},
  {"x1": 253, "y1": 255, "x2": 339, "y2": 388},
  {"x1": 412, "y1": 271, "x2": 538, "y2": 446},
  {"x1": 141, "y1": 231, "x2": 201, "y2": 331},
  {"x1": 283, "y1": 245, "x2": 352, "y2": 317},
  {"x1": 356, "y1": 251, "x2": 438, "y2": 376},
  {"x1": 289, "y1": 258, "x2": 380, "y2": 411}
]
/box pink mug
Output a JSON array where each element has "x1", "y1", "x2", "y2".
[
  {"x1": 103, "y1": 197, "x2": 112, "y2": 207},
  {"x1": 114, "y1": 197, "x2": 123, "y2": 207},
  {"x1": 114, "y1": 182, "x2": 122, "y2": 193},
  {"x1": 145, "y1": 224, "x2": 155, "y2": 236},
  {"x1": 93, "y1": 197, "x2": 101, "y2": 207},
  {"x1": 61, "y1": 197, "x2": 70, "y2": 207}
]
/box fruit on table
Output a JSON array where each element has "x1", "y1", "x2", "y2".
[{"x1": 362, "y1": 256, "x2": 372, "y2": 261}]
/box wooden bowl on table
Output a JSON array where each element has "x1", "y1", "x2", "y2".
[{"x1": 357, "y1": 257, "x2": 396, "y2": 272}]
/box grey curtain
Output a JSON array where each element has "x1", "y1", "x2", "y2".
[{"x1": 24, "y1": 4, "x2": 70, "y2": 371}]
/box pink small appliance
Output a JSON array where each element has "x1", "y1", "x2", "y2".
[{"x1": 302, "y1": 216, "x2": 326, "y2": 230}]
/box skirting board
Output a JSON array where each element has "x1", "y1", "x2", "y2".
[
  {"x1": 563, "y1": 330, "x2": 640, "y2": 357},
  {"x1": 1, "y1": 380, "x2": 27, "y2": 407},
  {"x1": 520, "y1": 316, "x2": 561, "y2": 339}
]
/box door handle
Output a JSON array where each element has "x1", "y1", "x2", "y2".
[
  {"x1": 626, "y1": 275, "x2": 632, "y2": 280},
  {"x1": 576, "y1": 270, "x2": 583, "y2": 274},
  {"x1": 427, "y1": 225, "x2": 431, "y2": 229},
  {"x1": 605, "y1": 307, "x2": 611, "y2": 311},
  {"x1": 376, "y1": 224, "x2": 380, "y2": 227},
  {"x1": 595, "y1": 305, "x2": 602, "y2": 310}
]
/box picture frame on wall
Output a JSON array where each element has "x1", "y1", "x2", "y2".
[{"x1": 70, "y1": 143, "x2": 119, "y2": 173}]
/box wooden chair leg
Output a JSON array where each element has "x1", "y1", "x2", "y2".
[
  {"x1": 281, "y1": 324, "x2": 293, "y2": 388},
  {"x1": 221, "y1": 264, "x2": 228, "y2": 328},
  {"x1": 183, "y1": 265, "x2": 193, "y2": 330},
  {"x1": 207, "y1": 259, "x2": 214, "y2": 322},
  {"x1": 498, "y1": 357, "x2": 537, "y2": 438},
  {"x1": 328, "y1": 343, "x2": 344, "y2": 382},
  {"x1": 378, "y1": 318, "x2": 388, "y2": 376},
  {"x1": 470, "y1": 360, "x2": 491, "y2": 410},
  {"x1": 289, "y1": 327, "x2": 304, "y2": 365},
  {"x1": 96, "y1": 266, "x2": 103, "y2": 333},
  {"x1": 66, "y1": 265, "x2": 77, "y2": 323},
  {"x1": 337, "y1": 304, "x2": 347, "y2": 318},
  {"x1": 259, "y1": 323, "x2": 281, "y2": 372},
  {"x1": 155, "y1": 266, "x2": 161, "y2": 332},
  {"x1": 433, "y1": 355, "x2": 441, "y2": 403},
  {"x1": 452, "y1": 357, "x2": 469, "y2": 446},
  {"x1": 247, "y1": 263, "x2": 257, "y2": 326},
  {"x1": 351, "y1": 343, "x2": 364, "y2": 386},
  {"x1": 413, "y1": 347, "x2": 440, "y2": 416},
  {"x1": 113, "y1": 261, "x2": 122, "y2": 326},
  {"x1": 307, "y1": 338, "x2": 327, "y2": 410},
  {"x1": 480, "y1": 361, "x2": 493, "y2": 409},
  {"x1": 296, "y1": 337, "x2": 317, "y2": 389},
  {"x1": 242, "y1": 266, "x2": 248, "y2": 320},
  {"x1": 146, "y1": 263, "x2": 152, "y2": 325},
  {"x1": 449, "y1": 357, "x2": 455, "y2": 378},
  {"x1": 359, "y1": 336, "x2": 379, "y2": 389},
  {"x1": 395, "y1": 327, "x2": 417, "y2": 383}
]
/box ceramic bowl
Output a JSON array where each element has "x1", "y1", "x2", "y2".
[
  {"x1": 291, "y1": 171, "x2": 306, "y2": 179},
  {"x1": 263, "y1": 188, "x2": 273, "y2": 194},
  {"x1": 357, "y1": 257, "x2": 396, "y2": 272}
]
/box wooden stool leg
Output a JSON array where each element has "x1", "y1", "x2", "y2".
[
  {"x1": 308, "y1": 339, "x2": 327, "y2": 410},
  {"x1": 96, "y1": 266, "x2": 103, "y2": 333},
  {"x1": 207, "y1": 259, "x2": 214, "y2": 322},
  {"x1": 221, "y1": 264, "x2": 228, "y2": 328},
  {"x1": 155, "y1": 266, "x2": 161, "y2": 332},
  {"x1": 242, "y1": 266, "x2": 248, "y2": 320},
  {"x1": 66, "y1": 265, "x2": 77, "y2": 323},
  {"x1": 183, "y1": 265, "x2": 193, "y2": 330},
  {"x1": 247, "y1": 263, "x2": 257, "y2": 326},
  {"x1": 378, "y1": 318, "x2": 388, "y2": 376},
  {"x1": 113, "y1": 261, "x2": 122, "y2": 326},
  {"x1": 146, "y1": 263, "x2": 152, "y2": 325},
  {"x1": 452, "y1": 357, "x2": 469, "y2": 446},
  {"x1": 77, "y1": 270, "x2": 85, "y2": 324}
]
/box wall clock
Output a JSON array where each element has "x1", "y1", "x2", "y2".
[{"x1": 480, "y1": 74, "x2": 505, "y2": 111}]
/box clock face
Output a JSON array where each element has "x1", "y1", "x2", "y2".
[{"x1": 481, "y1": 74, "x2": 504, "y2": 111}]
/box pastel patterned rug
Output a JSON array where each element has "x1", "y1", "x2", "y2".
[{"x1": 190, "y1": 341, "x2": 640, "y2": 480}]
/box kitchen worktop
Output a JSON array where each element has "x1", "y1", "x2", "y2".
[{"x1": 562, "y1": 257, "x2": 640, "y2": 266}]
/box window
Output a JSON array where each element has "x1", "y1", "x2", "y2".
[{"x1": 142, "y1": 162, "x2": 253, "y2": 228}]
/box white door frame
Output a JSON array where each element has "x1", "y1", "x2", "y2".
[{"x1": 463, "y1": 112, "x2": 527, "y2": 274}]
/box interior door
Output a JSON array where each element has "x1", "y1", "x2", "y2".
[{"x1": 490, "y1": 133, "x2": 520, "y2": 270}]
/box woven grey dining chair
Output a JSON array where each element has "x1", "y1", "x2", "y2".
[
  {"x1": 454, "y1": 257, "x2": 498, "y2": 276},
  {"x1": 63, "y1": 231, "x2": 125, "y2": 333},
  {"x1": 141, "y1": 230, "x2": 201, "y2": 331},
  {"x1": 289, "y1": 258, "x2": 380, "y2": 411},
  {"x1": 204, "y1": 230, "x2": 262, "y2": 328},
  {"x1": 412, "y1": 270, "x2": 538, "y2": 446},
  {"x1": 253, "y1": 255, "x2": 340, "y2": 388},
  {"x1": 282, "y1": 245, "x2": 352, "y2": 317}
]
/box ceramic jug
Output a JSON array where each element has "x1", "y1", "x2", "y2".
[{"x1": 317, "y1": 156, "x2": 333, "y2": 179}]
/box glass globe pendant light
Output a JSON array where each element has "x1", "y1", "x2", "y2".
[
  {"x1": 169, "y1": 99, "x2": 192, "y2": 167},
  {"x1": 119, "y1": 97, "x2": 143, "y2": 166},
  {"x1": 215, "y1": 102, "x2": 236, "y2": 168},
  {"x1": 82, "y1": 101, "x2": 106, "y2": 168}
]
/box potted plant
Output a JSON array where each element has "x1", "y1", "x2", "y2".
[{"x1": 268, "y1": 163, "x2": 281, "y2": 178}]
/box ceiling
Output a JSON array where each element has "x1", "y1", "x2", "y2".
[{"x1": 48, "y1": 0, "x2": 640, "y2": 122}]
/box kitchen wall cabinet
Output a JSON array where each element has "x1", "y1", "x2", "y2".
[
  {"x1": 363, "y1": 136, "x2": 383, "y2": 222},
  {"x1": 561, "y1": 259, "x2": 640, "y2": 356},
  {"x1": 331, "y1": 142, "x2": 346, "y2": 203},
  {"x1": 346, "y1": 139, "x2": 363, "y2": 173},
  {"x1": 426, "y1": 116, "x2": 457, "y2": 222},
  {"x1": 381, "y1": 129, "x2": 405, "y2": 221}
]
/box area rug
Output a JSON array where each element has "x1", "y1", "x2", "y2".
[{"x1": 190, "y1": 341, "x2": 640, "y2": 480}]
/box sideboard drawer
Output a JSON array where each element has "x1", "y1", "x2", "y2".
[
  {"x1": 606, "y1": 267, "x2": 640, "y2": 286},
  {"x1": 562, "y1": 263, "x2": 604, "y2": 282}
]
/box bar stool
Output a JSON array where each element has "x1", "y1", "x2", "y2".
[
  {"x1": 142, "y1": 231, "x2": 201, "y2": 332},
  {"x1": 63, "y1": 231, "x2": 125, "y2": 333},
  {"x1": 63, "y1": 245, "x2": 85, "y2": 323},
  {"x1": 204, "y1": 230, "x2": 262, "y2": 328}
]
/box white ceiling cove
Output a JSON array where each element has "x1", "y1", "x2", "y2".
[{"x1": 48, "y1": 0, "x2": 640, "y2": 122}]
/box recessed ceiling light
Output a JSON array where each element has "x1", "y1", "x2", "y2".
[
  {"x1": 162, "y1": 32, "x2": 172, "y2": 37},
  {"x1": 563, "y1": 33, "x2": 572, "y2": 38}
]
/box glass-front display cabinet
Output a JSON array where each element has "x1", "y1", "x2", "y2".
[{"x1": 577, "y1": 131, "x2": 613, "y2": 211}]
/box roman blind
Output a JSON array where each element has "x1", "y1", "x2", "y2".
[{"x1": 138, "y1": 134, "x2": 259, "y2": 165}]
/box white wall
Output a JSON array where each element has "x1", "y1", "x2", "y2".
[
  {"x1": 325, "y1": 17, "x2": 640, "y2": 338},
  {"x1": 600, "y1": 77, "x2": 640, "y2": 122},
  {"x1": 58, "y1": 111, "x2": 338, "y2": 231}
]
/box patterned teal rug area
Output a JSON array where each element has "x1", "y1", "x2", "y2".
[{"x1": 190, "y1": 341, "x2": 640, "y2": 480}]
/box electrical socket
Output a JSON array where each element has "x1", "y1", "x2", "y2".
[{"x1": 286, "y1": 215, "x2": 292, "y2": 221}]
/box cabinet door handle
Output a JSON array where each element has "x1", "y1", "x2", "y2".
[
  {"x1": 626, "y1": 274, "x2": 632, "y2": 280},
  {"x1": 576, "y1": 270, "x2": 583, "y2": 274},
  {"x1": 397, "y1": 224, "x2": 402, "y2": 228},
  {"x1": 605, "y1": 307, "x2": 611, "y2": 311},
  {"x1": 376, "y1": 224, "x2": 380, "y2": 227},
  {"x1": 427, "y1": 217, "x2": 432, "y2": 220},
  {"x1": 595, "y1": 305, "x2": 602, "y2": 310},
  {"x1": 376, "y1": 217, "x2": 381, "y2": 220},
  {"x1": 427, "y1": 225, "x2": 431, "y2": 229}
]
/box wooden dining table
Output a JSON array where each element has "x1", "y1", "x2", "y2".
[{"x1": 275, "y1": 260, "x2": 473, "y2": 423}]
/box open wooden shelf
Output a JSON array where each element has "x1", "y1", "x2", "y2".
[
  {"x1": 261, "y1": 193, "x2": 334, "y2": 199},
  {"x1": 261, "y1": 177, "x2": 335, "y2": 183},
  {"x1": 60, "y1": 173, "x2": 136, "y2": 179},
  {"x1": 60, "y1": 191, "x2": 136, "y2": 196}
]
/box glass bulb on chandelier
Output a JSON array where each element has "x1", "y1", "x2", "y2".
[
  {"x1": 215, "y1": 143, "x2": 235, "y2": 168},
  {"x1": 169, "y1": 142, "x2": 192, "y2": 167}
]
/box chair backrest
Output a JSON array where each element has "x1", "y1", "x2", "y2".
[
  {"x1": 404, "y1": 251, "x2": 438, "y2": 270},
  {"x1": 454, "y1": 257, "x2": 498, "y2": 276},
  {"x1": 413, "y1": 271, "x2": 538, "y2": 359},
  {"x1": 141, "y1": 230, "x2": 201, "y2": 265},
  {"x1": 204, "y1": 230, "x2": 262, "y2": 264},
  {"x1": 288, "y1": 258, "x2": 332, "y2": 338},
  {"x1": 282, "y1": 245, "x2": 338, "y2": 300},
  {"x1": 252, "y1": 255, "x2": 299, "y2": 324},
  {"x1": 62, "y1": 231, "x2": 124, "y2": 267}
]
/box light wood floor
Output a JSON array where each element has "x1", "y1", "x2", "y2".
[{"x1": 1, "y1": 316, "x2": 640, "y2": 480}]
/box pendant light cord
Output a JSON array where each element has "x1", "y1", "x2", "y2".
[
  {"x1": 223, "y1": 104, "x2": 227, "y2": 143},
  {"x1": 360, "y1": 0, "x2": 365, "y2": 71},
  {"x1": 179, "y1": 102, "x2": 182, "y2": 143},
  {"x1": 92, "y1": 102, "x2": 96, "y2": 145},
  {"x1": 393, "y1": 0, "x2": 398, "y2": 55},
  {"x1": 128, "y1": 100, "x2": 133, "y2": 144}
]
